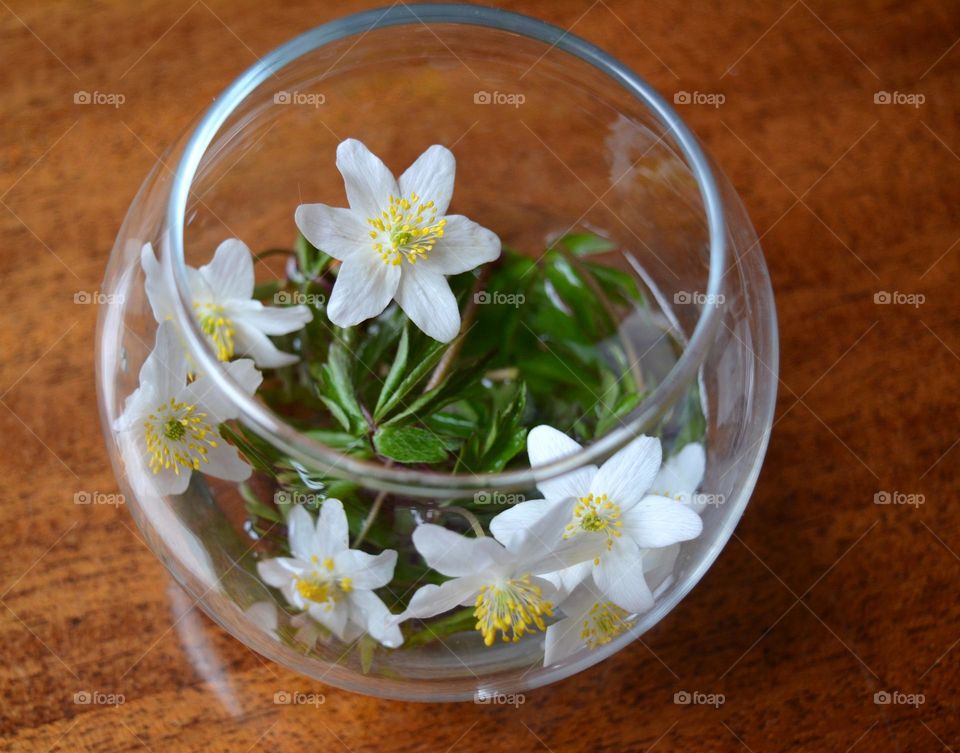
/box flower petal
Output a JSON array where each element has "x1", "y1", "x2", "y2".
[
  {"x1": 489, "y1": 498, "x2": 560, "y2": 550},
  {"x1": 140, "y1": 242, "x2": 175, "y2": 322},
  {"x1": 397, "y1": 576, "x2": 485, "y2": 622},
  {"x1": 398, "y1": 144, "x2": 455, "y2": 216},
  {"x1": 335, "y1": 548, "x2": 397, "y2": 590},
  {"x1": 230, "y1": 300, "x2": 313, "y2": 335},
  {"x1": 594, "y1": 538, "x2": 654, "y2": 614},
  {"x1": 527, "y1": 425, "x2": 595, "y2": 502},
  {"x1": 423, "y1": 215, "x2": 501, "y2": 275},
  {"x1": 201, "y1": 439, "x2": 253, "y2": 484},
  {"x1": 541, "y1": 560, "x2": 593, "y2": 602},
  {"x1": 348, "y1": 590, "x2": 404, "y2": 648},
  {"x1": 395, "y1": 268, "x2": 460, "y2": 342},
  {"x1": 316, "y1": 498, "x2": 350, "y2": 555},
  {"x1": 652, "y1": 443, "x2": 706, "y2": 498},
  {"x1": 141, "y1": 320, "x2": 189, "y2": 402},
  {"x1": 411, "y1": 524, "x2": 504, "y2": 577},
  {"x1": 327, "y1": 255, "x2": 400, "y2": 328},
  {"x1": 620, "y1": 495, "x2": 703, "y2": 549},
  {"x1": 307, "y1": 602, "x2": 349, "y2": 641},
  {"x1": 232, "y1": 323, "x2": 300, "y2": 369},
  {"x1": 198, "y1": 238, "x2": 254, "y2": 300},
  {"x1": 286, "y1": 505, "x2": 317, "y2": 560},
  {"x1": 336, "y1": 139, "x2": 398, "y2": 217},
  {"x1": 589, "y1": 435, "x2": 662, "y2": 510},
  {"x1": 184, "y1": 358, "x2": 261, "y2": 424},
  {"x1": 257, "y1": 557, "x2": 303, "y2": 588},
  {"x1": 294, "y1": 203, "x2": 371, "y2": 262},
  {"x1": 544, "y1": 615, "x2": 588, "y2": 665}
]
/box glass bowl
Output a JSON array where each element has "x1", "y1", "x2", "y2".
[{"x1": 96, "y1": 3, "x2": 778, "y2": 702}]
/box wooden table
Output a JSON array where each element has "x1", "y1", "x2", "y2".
[{"x1": 1, "y1": 1, "x2": 957, "y2": 750}]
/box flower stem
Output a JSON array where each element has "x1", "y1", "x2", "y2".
[{"x1": 425, "y1": 268, "x2": 490, "y2": 391}]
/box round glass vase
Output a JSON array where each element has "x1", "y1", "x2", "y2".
[{"x1": 96, "y1": 3, "x2": 778, "y2": 702}]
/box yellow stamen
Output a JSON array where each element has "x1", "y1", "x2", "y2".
[
  {"x1": 143, "y1": 398, "x2": 218, "y2": 476},
  {"x1": 367, "y1": 192, "x2": 446, "y2": 266},
  {"x1": 193, "y1": 301, "x2": 235, "y2": 361},
  {"x1": 474, "y1": 575, "x2": 553, "y2": 647},
  {"x1": 581, "y1": 601, "x2": 635, "y2": 649},
  {"x1": 563, "y1": 493, "x2": 622, "y2": 555}
]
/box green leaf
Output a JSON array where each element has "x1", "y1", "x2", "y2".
[
  {"x1": 373, "y1": 425, "x2": 448, "y2": 464},
  {"x1": 558, "y1": 232, "x2": 618, "y2": 257},
  {"x1": 314, "y1": 343, "x2": 366, "y2": 433},
  {"x1": 373, "y1": 340, "x2": 447, "y2": 420},
  {"x1": 373, "y1": 325, "x2": 409, "y2": 419}
]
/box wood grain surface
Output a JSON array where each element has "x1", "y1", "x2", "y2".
[{"x1": 1, "y1": 1, "x2": 958, "y2": 750}]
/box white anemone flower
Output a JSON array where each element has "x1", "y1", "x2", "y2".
[
  {"x1": 490, "y1": 426, "x2": 703, "y2": 614},
  {"x1": 141, "y1": 240, "x2": 313, "y2": 368},
  {"x1": 396, "y1": 517, "x2": 594, "y2": 647},
  {"x1": 112, "y1": 320, "x2": 262, "y2": 496},
  {"x1": 257, "y1": 501, "x2": 403, "y2": 648},
  {"x1": 294, "y1": 139, "x2": 501, "y2": 342}
]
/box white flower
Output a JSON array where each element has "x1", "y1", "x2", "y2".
[
  {"x1": 649, "y1": 442, "x2": 707, "y2": 512},
  {"x1": 543, "y1": 581, "x2": 637, "y2": 665},
  {"x1": 112, "y1": 320, "x2": 262, "y2": 496},
  {"x1": 142, "y1": 239, "x2": 313, "y2": 368},
  {"x1": 396, "y1": 516, "x2": 594, "y2": 647},
  {"x1": 257, "y1": 501, "x2": 403, "y2": 648},
  {"x1": 295, "y1": 139, "x2": 501, "y2": 342},
  {"x1": 490, "y1": 426, "x2": 703, "y2": 615}
]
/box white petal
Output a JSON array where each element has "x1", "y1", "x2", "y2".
[
  {"x1": 398, "y1": 144, "x2": 455, "y2": 216},
  {"x1": 395, "y1": 268, "x2": 460, "y2": 343},
  {"x1": 620, "y1": 495, "x2": 703, "y2": 549},
  {"x1": 199, "y1": 238, "x2": 254, "y2": 300},
  {"x1": 294, "y1": 203, "x2": 371, "y2": 262},
  {"x1": 232, "y1": 323, "x2": 300, "y2": 369},
  {"x1": 348, "y1": 590, "x2": 404, "y2": 648},
  {"x1": 527, "y1": 425, "x2": 595, "y2": 502},
  {"x1": 230, "y1": 300, "x2": 312, "y2": 335},
  {"x1": 307, "y1": 602, "x2": 349, "y2": 641},
  {"x1": 146, "y1": 462, "x2": 192, "y2": 496},
  {"x1": 594, "y1": 539, "x2": 654, "y2": 613},
  {"x1": 652, "y1": 443, "x2": 706, "y2": 498},
  {"x1": 327, "y1": 255, "x2": 400, "y2": 328},
  {"x1": 335, "y1": 548, "x2": 397, "y2": 590},
  {"x1": 411, "y1": 524, "x2": 504, "y2": 577},
  {"x1": 184, "y1": 358, "x2": 261, "y2": 423},
  {"x1": 643, "y1": 543, "x2": 680, "y2": 594},
  {"x1": 201, "y1": 439, "x2": 253, "y2": 483},
  {"x1": 424, "y1": 215, "x2": 501, "y2": 275},
  {"x1": 286, "y1": 505, "x2": 317, "y2": 560},
  {"x1": 489, "y1": 498, "x2": 560, "y2": 550},
  {"x1": 257, "y1": 557, "x2": 303, "y2": 588},
  {"x1": 515, "y1": 499, "x2": 601, "y2": 574},
  {"x1": 590, "y1": 435, "x2": 662, "y2": 510},
  {"x1": 336, "y1": 139, "x2": 399, "y2": 217},
  {"x1": 316, "y1": 498, "x2": 350, "y2": 555},
  {"x1": 397, "y1": 576, "x2": 484, "y2": 622},
  {"x1": 544, "y1": 615, "x2": 587, "y2": 665},
  {"x1": 141, "y1": 320, "x2": 189, "y2": 402},
  {"x1": 140, "y1": 242, "x2": 175, "y2": 322},
  {"x1": 541, "y1": 561, "x2": 592, "y2": 602}
]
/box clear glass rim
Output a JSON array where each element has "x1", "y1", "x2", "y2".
[{"x1": 162, "y1": 2, "x2": 729, "y2": 494}]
